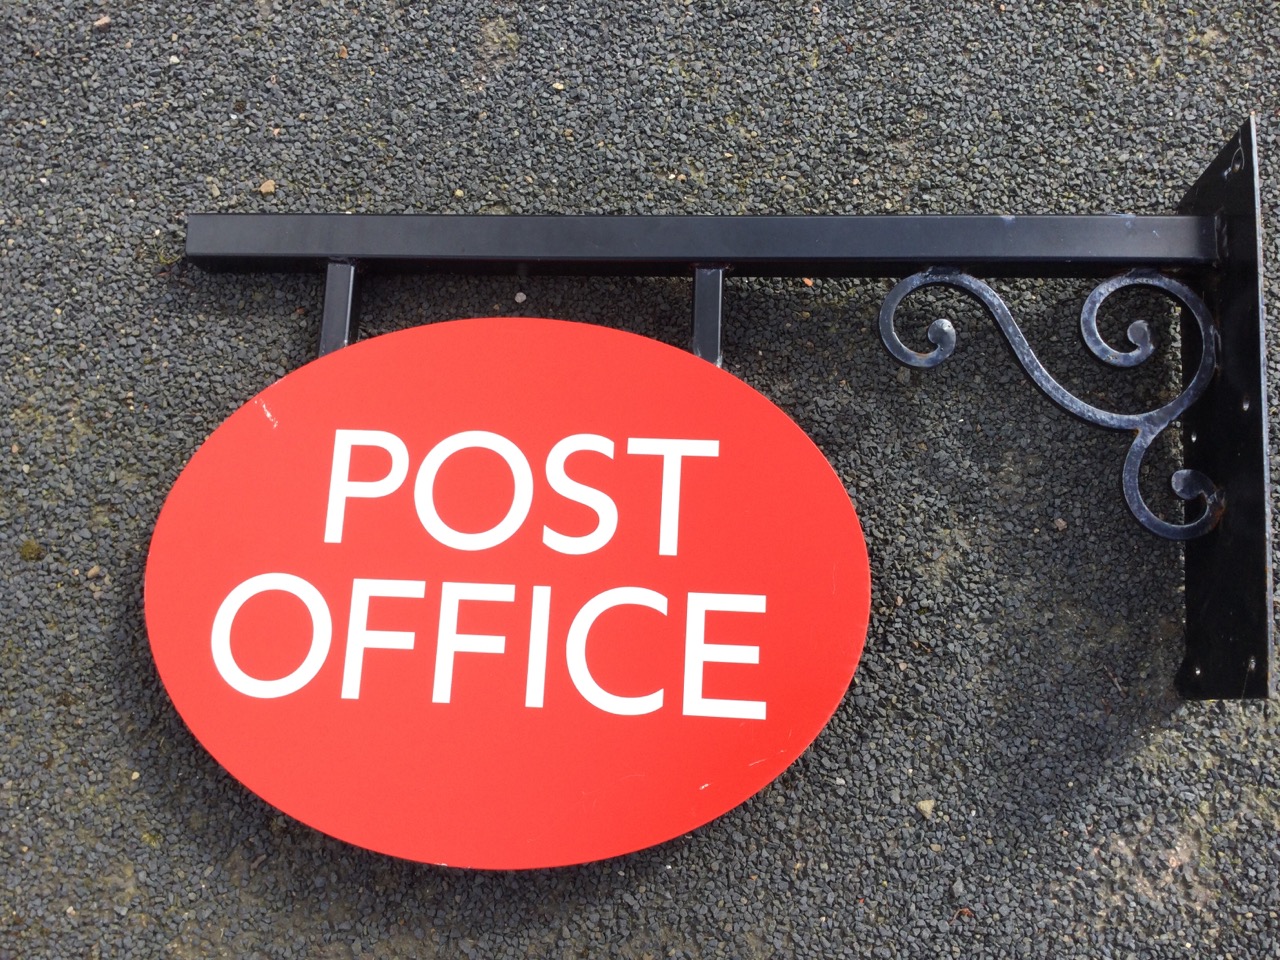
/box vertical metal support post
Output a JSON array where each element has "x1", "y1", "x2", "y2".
[
  {"x1": 1177, "y1": 116, "x2": 1274, "y2": 698},
  {"x1": 692, "y1": 266, "x2": 725, "y2": 366},
  {"x1": 319, "y1": 260, "x2": 360, "y2": 355}
]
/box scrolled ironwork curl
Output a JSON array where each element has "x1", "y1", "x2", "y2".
[{"x1": 878, "y1": 267, "x2": 1223, "y2": 540}]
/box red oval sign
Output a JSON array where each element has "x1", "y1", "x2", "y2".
[{"x1": 145, "y1": 318, "x2": 870, "y2": 867}]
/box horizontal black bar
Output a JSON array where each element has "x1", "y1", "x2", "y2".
[{"x1": 186, "y1": 214, "x2": 1219, "y2": 279}]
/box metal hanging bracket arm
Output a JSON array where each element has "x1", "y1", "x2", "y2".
[{"x1": 183, "y1": 118, "x2": 1271, "y2": 700}]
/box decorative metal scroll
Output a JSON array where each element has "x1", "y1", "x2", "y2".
[{"x1": 878, "y1": 268, "x2": 1224, "y2": 541}]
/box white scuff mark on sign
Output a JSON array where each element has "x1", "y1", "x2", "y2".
[{"x1": 257, "y1": 400, "x2": 278, "y2": 429}]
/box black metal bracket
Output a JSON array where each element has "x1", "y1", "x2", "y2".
[
  {"x1": 319, "y1": 260, "x2": 360, "y2": 354},
  {"x1": 1177, "y1": 119, "x2": 1273, "y2": 698},
  {"x1": 183, "y1": 118, "x2": 1271, "y2": 699}
]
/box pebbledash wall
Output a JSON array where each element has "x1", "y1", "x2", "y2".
[{"x1": 7, "y1": 3, "x2": 1280, "y2": 956}]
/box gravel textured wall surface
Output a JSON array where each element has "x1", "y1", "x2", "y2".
[{"x1": 4, "y1": 2, "x2": 1279, "y2": 957}]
